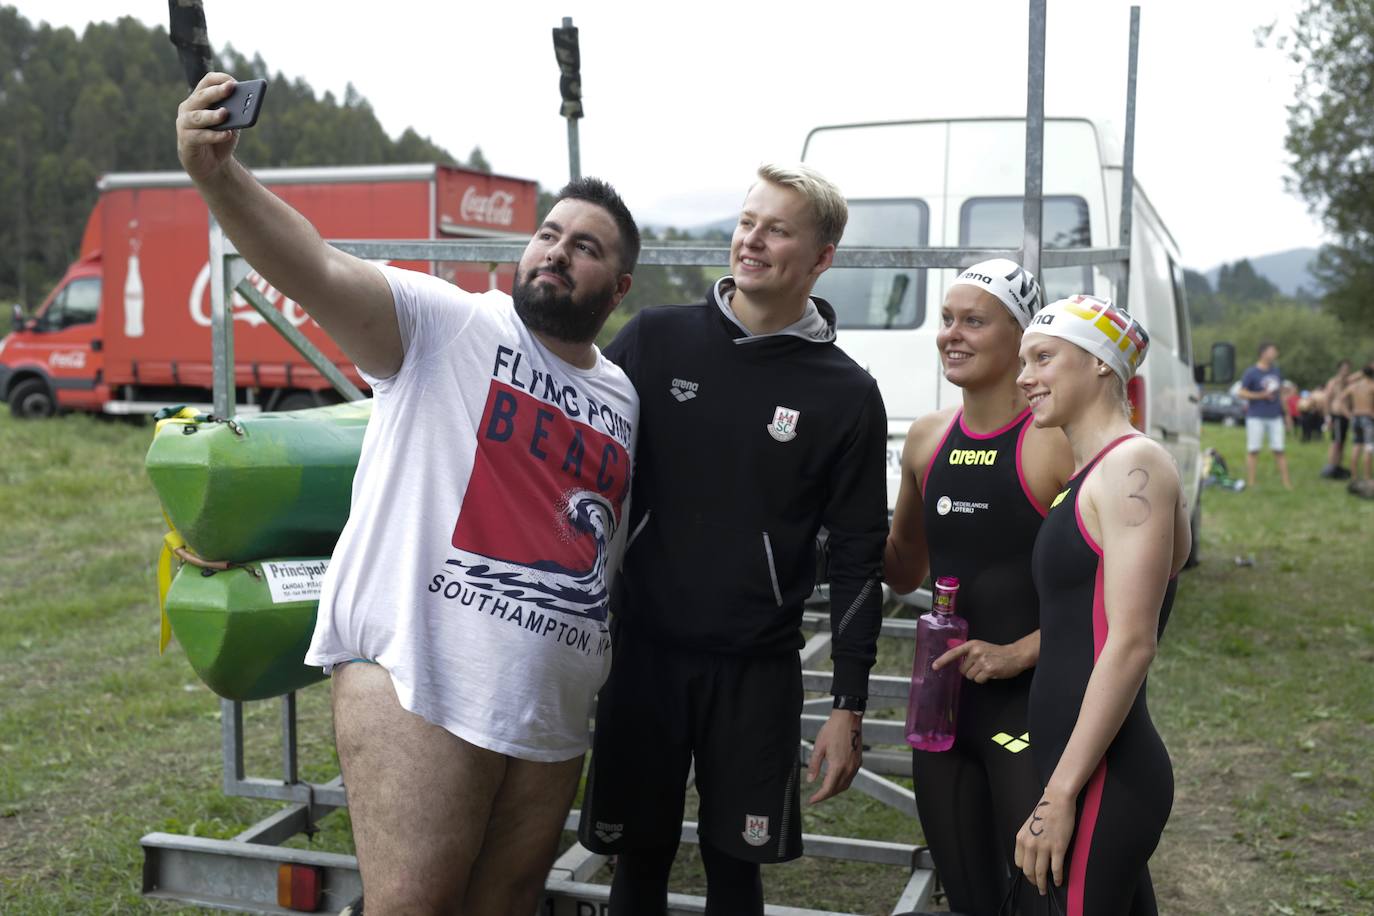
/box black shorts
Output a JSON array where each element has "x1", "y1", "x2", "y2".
[
  {"x1": 1333, "y1": 414, "x2": 1350, "y2": 445},
  {"x1": 578, "y1": 624, "x2": 804, "y2": 863}
]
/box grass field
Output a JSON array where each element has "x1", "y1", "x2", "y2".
[{"x1": 0, "y1": 412, "x2": 1371, "y2": 914}]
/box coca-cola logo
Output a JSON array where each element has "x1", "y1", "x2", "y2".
[{"x1": 460, "y1": 186, "x2": 515, "y2": 227}]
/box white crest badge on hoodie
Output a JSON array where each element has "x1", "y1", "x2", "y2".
[{"x1": 767, "y1": 406, "x2": 800, "y2": 443}]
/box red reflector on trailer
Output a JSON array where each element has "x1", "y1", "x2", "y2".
[
  {"x1": 277, "y1": 863, "x2": 322, "y2": 911},
  {"x1": 1127, "y1": 376, "x2": 1146, "y2": 432}
]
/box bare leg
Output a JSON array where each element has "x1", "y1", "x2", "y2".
[
  {"x1": 463, "y1": 753, "x2": 585, "y2": 916},
  {"x1": 333, "y1": 662, "x2": 506, "y2": 914},
  {"x1": 1246, "y1": 452, "x2": 1258, "y2": 488},
  {"x1": 1275, "y1": 452, "x2": 1292, "y2": 490}
]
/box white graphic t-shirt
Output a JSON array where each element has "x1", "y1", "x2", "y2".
[{"x1": 305, "y1": 265, "x2": 638, "y2": 762}]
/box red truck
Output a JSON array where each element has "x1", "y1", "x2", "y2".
[{"x1": 0, "y1": 163, "x2": 538, "y2": 417}]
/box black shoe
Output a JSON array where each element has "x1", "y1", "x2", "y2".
[{"x1": 1334, "y1": 466, "x2": 1352, "y2": 479}]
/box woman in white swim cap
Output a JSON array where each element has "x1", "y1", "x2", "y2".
[
  {"x1": 1013, "y1": 295, "x2": 1188, "y2": 911},
  {"x1": 885, "y1": 259, "x2": 1074, "y2": 915}
]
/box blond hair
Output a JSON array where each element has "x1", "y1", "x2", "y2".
[{"x1": 755, "y1": 163, "x2": 849, "y2": 248}]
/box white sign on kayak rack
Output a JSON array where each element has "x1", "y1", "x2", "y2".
[{"x1": 261, "y1": 559, "x2": 330, "y2": 604}]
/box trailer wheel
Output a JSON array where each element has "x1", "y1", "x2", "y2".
[{"x1": 8, "y1": 378, "x2": 57, "y2": 419}]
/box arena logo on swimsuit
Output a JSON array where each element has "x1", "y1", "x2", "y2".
[{"x1": 948, "y1": 448, "x2": 998, "y2": 466}]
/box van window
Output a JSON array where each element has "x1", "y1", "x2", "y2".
[
  {"x1": 40, "y1": 278, "x2": 101, "y2": 330},
  {"x1": 811, "y1": 199, "x2": 928, "y2": 329},
  {"x1": 1169, "y1": 257, "x2": 1192, "y2": 360},
  {"x1": 959, "y1": 197, "x2": 1092, "y2": 303}
]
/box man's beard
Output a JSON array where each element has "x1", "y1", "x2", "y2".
[{"x1": 512, "y1": 267, "x2": 615, "y2": 345}]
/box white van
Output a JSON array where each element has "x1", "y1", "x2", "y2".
[{"x1": 802, "y1": 117, "x2": 1206, "y2": 557}]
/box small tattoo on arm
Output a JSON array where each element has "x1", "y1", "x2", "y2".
[
  {"x1": 1029, "y1": 799, "x2": 1049, "y2": 836},
  {"x1": 850, "y1": 729, "x2": 861, "y2": 752},
  {"x1": 1126, "y1": 467, "x2": 1152, "y2": 526}
]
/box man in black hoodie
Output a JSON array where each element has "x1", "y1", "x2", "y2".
[{"x1": 579, "y1": 164, "x2": 888, "y2": 913}]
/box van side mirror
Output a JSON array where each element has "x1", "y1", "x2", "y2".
[
  {"x1": 1195, "y1": 341, "x2": 1236, "y2": 385},
  {"x1": 10, "y1": 304, "x2": 23, "y2": 333}
]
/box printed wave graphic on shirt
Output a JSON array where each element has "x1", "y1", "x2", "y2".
[
  {"x1": 447, "y1": 489, "x2": 617, "y2": 619},
  {"x1": 448, "y1": 380, "x2": 631, "y2": 624}
]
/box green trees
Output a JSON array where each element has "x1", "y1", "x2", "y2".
[
  {"x1": 0, "y1": 9, "x2": 458, "y2": 308},
  {"x1": 1274, "y1": 0, "x2": 1374, "y2": 332},
  {"x1": 1188, "y1": 262, "x2": 1373, "y2": 388}
]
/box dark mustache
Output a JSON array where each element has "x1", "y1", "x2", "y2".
[{"x1": 532, "y1": 267, "x2": 574, "y2": 290}]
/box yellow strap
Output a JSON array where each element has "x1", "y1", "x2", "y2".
[
  {"x1": 152, "y1": 413, "x2": 197, "y2": 654},
  {"x1": 157, "y1": 525, "x2": 187, "y2": 654},
  {"x1": 154, "y1": 406, "x2": 203, "y2": 436}
]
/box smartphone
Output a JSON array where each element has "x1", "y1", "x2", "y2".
[{"x1": 212, "y1": 78, "x2": 268, "y2": 131}]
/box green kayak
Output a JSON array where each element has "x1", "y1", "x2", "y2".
[
  {"x1": 164, "y1": 557, "x2": 330, "y2": 701},
  {"x1": 146, "y1": 400, "x2": 371, "y2": 563}
]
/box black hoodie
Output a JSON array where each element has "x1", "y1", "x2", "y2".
[{"x1": 604, "y1": 279, "x2": 887, "y2": 698}]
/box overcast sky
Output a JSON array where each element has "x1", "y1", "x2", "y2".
[{"x1": 14, "y1": 0, "x2": 1325, "y2": 270}]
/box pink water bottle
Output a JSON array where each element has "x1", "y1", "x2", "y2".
[{"x1": 905, "y1": 576, "x2": 968, "y2": 752}]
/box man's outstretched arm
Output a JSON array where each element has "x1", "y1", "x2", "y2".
[{"x1": 176, "y1": 73, "x2": 402, "y2": 378}]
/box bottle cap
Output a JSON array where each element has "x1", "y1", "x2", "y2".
[{"x1": 933, "y1": 576, "x2": 959, "y2": 614}]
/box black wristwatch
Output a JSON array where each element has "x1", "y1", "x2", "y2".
[{"x1": 832, "y1": 694, "x2": 867, "y2": 714}]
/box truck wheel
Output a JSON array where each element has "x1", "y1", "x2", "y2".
[
  {"x1": 275, "y1": 392, "x2": 321, "y2": 412},
  {"x1": 1184, "y1": 489, "x2": 1202, "y2": 569},
  {"x1": 8, "y1": 378, "x2": 57, "y2": 419}
]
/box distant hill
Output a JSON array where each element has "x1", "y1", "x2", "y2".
[
  {"x1": 643, "y1": 216, "x2": 736, "y2": 239},
  {"x1": 1203, "y1": 248, "x2": 1321, "y2": 298}
]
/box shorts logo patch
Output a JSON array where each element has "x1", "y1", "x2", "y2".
[
  {"x1": 767, "y1": 406, "x2": 800, "y2": 443},
  {"x1": 593, "y1": 820, "x2": 623, "y2": 843},
  {"x1": 992, "y1": 731, "x2": 1031, "y2": 754},
  {"x1": 742, "y1": 814, "x2": 771, "y2": 847}
]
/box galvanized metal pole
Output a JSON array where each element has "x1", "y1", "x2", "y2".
[
  {"x1": 208, "y1": 215, "x2": 236, "y2": 418},
  {"x1": 567, "y1": 120, "x2": 581, "y2": 182},
  {"x1": 558, "y1": 17, "x2": 582, "y2": 182},
  {"x1": 1021, "y1": 0, "x2": 1047, "y2": 279},
  {"x1": 1117, "y1": 6, "x2": 1141, "y2": 311}
]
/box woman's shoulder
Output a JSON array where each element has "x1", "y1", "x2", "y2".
[{"x1": 1092, "y1": 435, "x2": 1180, "y2": 494}]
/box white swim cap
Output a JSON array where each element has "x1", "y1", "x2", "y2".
[
  {"x1": 1025, "y1": 294, "x2": 1150, "y2": 383},
  {"x1": 947, "y1": 258, "x2": 1042, "y2": 328}
]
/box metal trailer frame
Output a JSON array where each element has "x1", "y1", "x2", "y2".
[{"x1": 142, "y1": 3, "x2": 1143, "y2": 912}]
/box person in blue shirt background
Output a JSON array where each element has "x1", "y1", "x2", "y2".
[{"x1": 1236, "y1": 342, "x2": 1293, "y2": 490}]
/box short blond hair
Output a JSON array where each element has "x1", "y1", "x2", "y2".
[{"x1": 755, "y1": 163, "x2": 849, "y2": 249}]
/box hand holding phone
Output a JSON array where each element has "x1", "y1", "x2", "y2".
[{"x1": 212, "y1": 78, "x2": 268, "y2": 131}]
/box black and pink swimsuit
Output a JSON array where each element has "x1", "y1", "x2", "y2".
[
  {"x1": 1029, "y1": 434, "x2": 1176, "y2": 916},
  {"x1": 912, "y1": 408, "x2": 1049, "y2": 915}
]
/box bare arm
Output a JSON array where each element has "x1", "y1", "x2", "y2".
[
  {"x1": 1045, "y1": 441, "x2": 1177, "y2": 800},
  {"x1": 176, "y1": 73, "x2": 402, "y2": 378},
  {"x1": 1015, "y1": 439, "x2": 1179, "y2": 892},
  {"x1": 884, "y1": 410, "x2": 952, "y2": 594}
]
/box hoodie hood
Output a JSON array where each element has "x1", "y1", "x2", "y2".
[{"x1": 711, "y1": 276, "x2": 836, "y2": 345}]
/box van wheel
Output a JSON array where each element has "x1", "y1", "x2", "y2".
[
  {"x1": 1184, "y1": 491, "x2": 1202, "y2": 569},
  {"x1": 8, "y1": 378, "x2": 57, "y2": 419}
]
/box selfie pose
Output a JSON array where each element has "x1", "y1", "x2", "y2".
[
  {"x1": 178, "y1": 73, "x2": 641, "y2": 913},
  {"x1": 1014, "y1": 295, "x2": 1186, "y2": 915}
]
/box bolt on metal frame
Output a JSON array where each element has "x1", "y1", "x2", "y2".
[{"x1": 147, "y1": 3, "x2": 1142, "y2": 912}]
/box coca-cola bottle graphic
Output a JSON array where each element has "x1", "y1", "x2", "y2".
[
  {"x1": 905, "y1": 576, "x2": 969, "y2": 752},
  {"x1": 124, "y1": 233, "x2": 145, "y2": 338}
]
